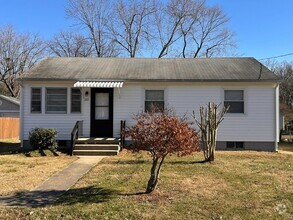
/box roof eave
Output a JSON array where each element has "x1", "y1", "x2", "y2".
[{"x1": 20, "y1": 78, "x2": 279, "y2": 83}]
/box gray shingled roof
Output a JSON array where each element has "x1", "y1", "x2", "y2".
[{"x1": 21, "y1": 57, "x2": 278, "y2": 82}]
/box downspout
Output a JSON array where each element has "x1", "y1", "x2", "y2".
[
  {"x1": 274, "y1": 83, "x2": 279, "y2": 152},
  {"x1": 19, "y1": 80, "x2": 25, "y2": 148}
]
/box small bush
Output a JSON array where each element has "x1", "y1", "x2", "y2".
[{"x1": 29, "y1": 128, "x2": 58, "y2": 150}]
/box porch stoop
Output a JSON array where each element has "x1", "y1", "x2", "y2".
[{"x1": 72, "y1": 137, "x2": 120, "y2": 156}]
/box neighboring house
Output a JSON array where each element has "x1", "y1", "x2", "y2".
[
  {"x1": 19, "y1": 57, "x2": 279, "y2": 153},
  {"x1": 0, "y1": 95, "x2": 20, "y2": 118}
]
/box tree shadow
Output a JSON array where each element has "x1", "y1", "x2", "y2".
[
  {"x1": 22, "y1": 149, "x2": 60, "y2": 157},
  {"x1": 48, "y1": 148, "x2": 59, "y2": 156},
  {"x1": 0, "y1": 186, "x2": 118, "y2": 208},
  {"x1": 38, "y1": 149, "x2": 47, "y2": 156},
  {"x1": 165, "y1": 160, "x2": 205, "y2": 165},
  {"x1": 119, "y1": 191, "x2": 147, "y2": 196},
  {"x1": 0, "y1": 142, "x2": 21, "y2": 155},
  {"x1": 23, "y1": 151, "x2": 32, "y2": 157},
  {"x1": 116, "y1": 159, "x2": 148, "y2": 165}
]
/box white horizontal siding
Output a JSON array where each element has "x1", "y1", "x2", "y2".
[
  {"x1": 22, "y1": 81, "x2": 276, "y2": 143},
  {"x1": 22, "y1": 82, "x2": 90, "y2": 140},
  {"x1": 218, "y1": 87, "x2": 275, "y2": 141},
  {"x1": 113, "y1": 86, "x2": 143, "y2": 136}
]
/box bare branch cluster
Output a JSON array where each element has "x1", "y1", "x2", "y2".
[
  {"x1": 48, "y1": 31, "x2": 94, "y2": 57},
  {"x1": 269, "y1": 61, "x2": 293, "y2": 108},
  {"x1": 0, "y1": 26, "x2": 46, "y2": 97},
  {"x1": 193, "y1": 102, "x2": 228, "y2": 162},
  {"x1": 64, "y1": 0, "x2": 235, "y2": 58},
  {"x1": 65, "y1": 0, "x2": 119, "y2": 57}
]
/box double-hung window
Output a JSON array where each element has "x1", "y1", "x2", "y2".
[
  {"x1": 145, "y1": 90, "x2": 164, "y2": 112},
  {"x1": 46, "y1": 88, "x2": 67, "y2": 114},
  {"x1": 224, "y1": 90, "x2": 244, "y2": 113},
  {"x1": 31, "y1": 88, "x2": 42, "y2": 113},
  {"x1": 71, "y1": 88, "x2": 81, "y2": 113}
]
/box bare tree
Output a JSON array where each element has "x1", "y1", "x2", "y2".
[
  {"x1": 66, "y1": 0, "x2": 118, "y2": 57},
  {"x1": 184, "y1": 5, "x2": 235, "y2": 58},
  {"x1": 109, "y1": 0, "x2": 156, "y2": 57},
  {"x1": 0, "y1": 26, "x2": 46, "y2": 97},
  {"x1": 154, "y1": 0, "x2": 234, "y2": 58},
  {"x1": 155, "y1": 0, "x2": 197, "y2": 58},
  {"x1": 64, "y1": 0, "x2": 235, "y2": 58},
  {"x1": 193, "y1": 102, "x2": 228, "y2": 162},
  {"x1": 48, "y1": 31, "x2": 93, "y2": 57},
  {"x1": 270, "y1": 62, "x2": 293, "y2": 108}
]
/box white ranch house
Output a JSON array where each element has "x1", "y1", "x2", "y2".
[{"x1": 19, "y1": 57, "x2": 279, "y2": 155}]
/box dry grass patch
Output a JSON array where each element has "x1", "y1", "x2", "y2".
[
  {"x1": 0, "y1": 150, "x2": 292, "y2": 220},
  {"x1": 0, "y1": 152, "x2": 76, "y2": 196}
]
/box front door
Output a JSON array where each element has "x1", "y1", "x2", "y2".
[{"x1": 90, "y1": 88, "x2": 113, "y2": 137}]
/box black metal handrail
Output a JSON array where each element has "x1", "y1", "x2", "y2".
[
  {"x1": 120, "y1": 120, "x2": 126, "y2": 151},
  {"x1": 71, "y1": 120, "x2": 83, "y2": 156}
]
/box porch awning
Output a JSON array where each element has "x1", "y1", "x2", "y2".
[{"x1": 73, "y1": 81, "x2": 124, "y2": 88}]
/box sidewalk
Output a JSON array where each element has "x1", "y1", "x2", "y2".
[{"x1": 0, "y1": 156, "x2": 104, "y2": 207}]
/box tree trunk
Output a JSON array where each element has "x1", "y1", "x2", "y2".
[
  {"x1": 146, "y1": 156, "x2": 165, "y2": 193},
  {"x1": 209, "y1": 149, "x2": 214, "y2": 162}
]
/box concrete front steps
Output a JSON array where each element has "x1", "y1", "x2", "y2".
[{"x1": 73, "y1": 137, "x2": 120, "y2": 156}]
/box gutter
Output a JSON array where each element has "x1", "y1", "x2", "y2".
[
  {"x1": 274, "y1": 83, "x2": 279, "y2": 152},
  {"x1": 19, "y1": 80, "x2": 25, "y2": 147},
  {"x1": 19, "y1": 78, "x2": 279, "y2": 83}
]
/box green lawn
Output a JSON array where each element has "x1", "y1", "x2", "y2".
[{"x1": 0, "y1": 150, "x2": 292, "y2": 219}]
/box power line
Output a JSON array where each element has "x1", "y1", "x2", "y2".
[{"x1": 259, "y1": 52, "x2": 293, "y2": 60}]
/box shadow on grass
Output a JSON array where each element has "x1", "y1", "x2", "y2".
[
  {"x1": 115, "y1": 159, "x2": 148, "y2": 165},
  {"x1": 119, "y1": 191, "x2": 147, "y2": 196},
  {"x1": 279, "y1": 141, "x2": 293, "y2": 152},
  {"x1": 49, "y1": 148, "x2": 59, "y2": 156},
  {"x1": 0, "y1": 186, "x2": 118, "y2": 208},
  {"x1": 0, "y1": 142, "x2": 21, "y2": 155},
  {"x1": 23, "y1": 149, "x2": 60, "y2": 157},
  {"x1": 165, "y1": 160, "x2": 207, "y2": 165}
]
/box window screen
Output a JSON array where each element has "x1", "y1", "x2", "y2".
[
  {"x1": 31, "y1": 88, "x2": 42, "y2": 113},
  {"x1": 46, "y1": 88, "x2": 67, "y2": 113},
  {"x1": 71, "y1": 88, "x2": 81, "y2": 113}
]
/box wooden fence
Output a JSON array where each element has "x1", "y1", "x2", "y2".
[{"x1": 0, "y1": 117, "x2": 20, "y2": 139}]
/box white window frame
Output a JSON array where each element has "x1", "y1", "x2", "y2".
[
  {"x1": 144, "y1": 89, "x2": 165, "y2": 112},
  {"x1": 223, "y1": 88, "x2": 246, "y2": 115},
  {"x1": 31, "y1": 87, "x2": 42, "y2": 114},
  {"x1": 71, "y1": 88, "x2": 82, "y2": 114}
]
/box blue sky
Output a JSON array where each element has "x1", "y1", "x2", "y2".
[{"x1": 1, "y1": 0, "x2": 292, "y2": 62}]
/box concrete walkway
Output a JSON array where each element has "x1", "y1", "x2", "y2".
[{"x1": 0, "y1": 156, "x2": 104, "y2": 207}]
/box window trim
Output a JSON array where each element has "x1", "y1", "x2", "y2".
[
  {"x1": 223, "y1": 88, "x2": 246, "y2": 115},
  {"x1": 71, "y1": 88, "x2": 82, "y2": 114},
  {"x1": 45, "y1": 87, "x2": 68, "y2": 114},
  {"x1": 144, "y1": 89, "x2": 165, "y2": 112},
  {"x1": 31, "y1": 87, "x2": 42, "y2": 114}
]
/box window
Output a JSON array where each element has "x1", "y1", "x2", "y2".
[
  {"x1": 46, "y1": 88, "x2": 67, "y2": 113},
  {"x1": 227, "y1": 142, "x2": 244, "y2": 149},
  {"x1": 31, "y1": 88, "x2": 42, "y2": 113},
  {"x1": 145, "y1": 90, "x2": 164, "y2": 112},
  {"x1": 95, "y1": 93, "x2": 109, "y2": 119},
  {"x1": 71, "y1": 88, "x2": 81, "y2": 113},
  {"x1": 224, "y1": 90, "x2": 244, "y2": 113}
]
